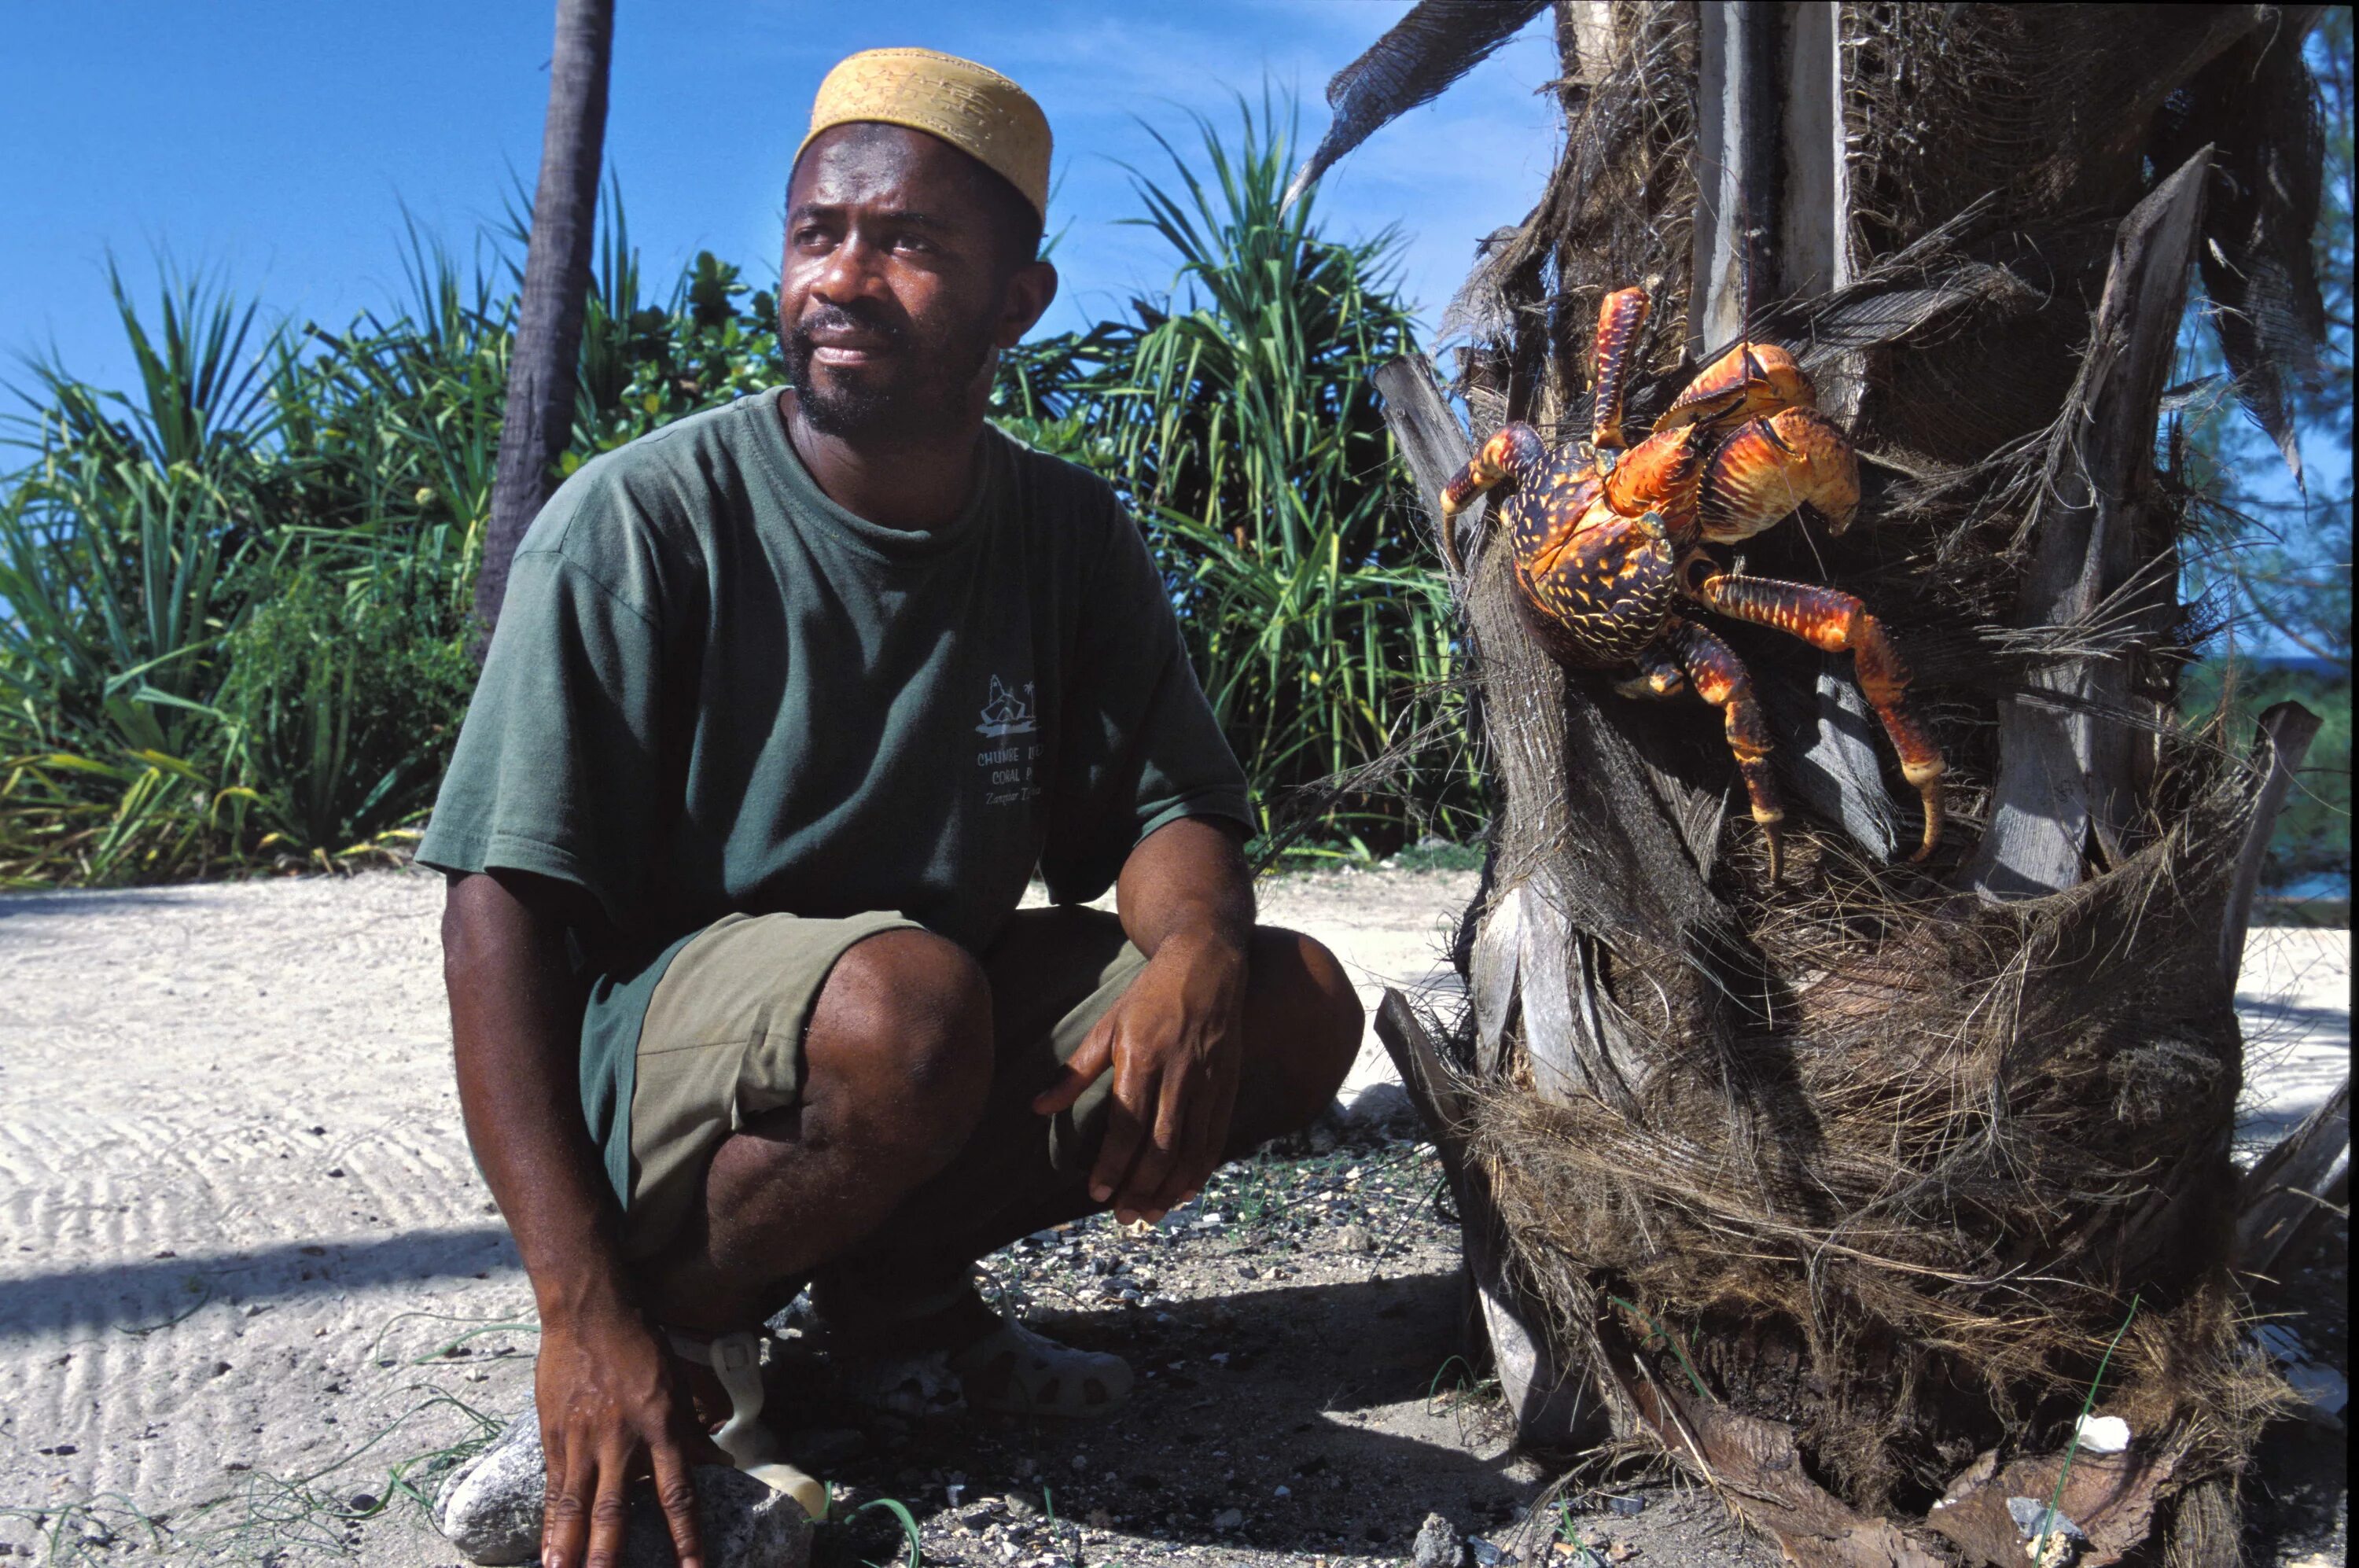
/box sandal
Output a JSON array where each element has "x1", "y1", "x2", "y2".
[
  {"x1": 946, "y1": 1316, "x2": 1135, "y2": 1419},
  {"x1": 665, "y1": 1329, "x2": 829, "y2": 1520}
]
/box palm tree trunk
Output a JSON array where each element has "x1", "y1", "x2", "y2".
[
  {"x1": 1354, "y1": 6, "x2": 2332, "y2": 1564},
  {"x1": 473, "y1": 0, "x2": 615, "y2": 646}
]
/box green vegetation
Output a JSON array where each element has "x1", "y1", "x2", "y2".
[
  {"x1": 997, "y1": 97, "x2": 1480, "y2": 856},
  {"x1": 1, "y1": 102, "x2": 1464, "y2": 888}
]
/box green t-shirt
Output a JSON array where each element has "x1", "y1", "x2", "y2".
[{"x1": 417, "y1": 388, "x2": 1252, "y2": 1203}]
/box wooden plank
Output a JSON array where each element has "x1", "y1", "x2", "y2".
[{"x1": 1967, "y1": 148, "x2": 2212, "y2": 900}]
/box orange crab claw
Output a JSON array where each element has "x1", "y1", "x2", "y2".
[
  {"x1": 1698, "y1": 405, "x2": 1861, "y2": 539},
  {"x1": 1654, "y1": 340, "x2": 1817, "y2": 434}
]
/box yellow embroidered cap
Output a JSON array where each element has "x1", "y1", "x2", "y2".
[{"x1": 800, "y1": 48, "x2": 1051, "y2": 221}]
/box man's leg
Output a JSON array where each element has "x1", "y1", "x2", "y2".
[
  {"x1": 815, "y1": 915, "x2": 1364, "y2": 1340},
  {"x1": 634, "y1": 926, "x2": 996, "y2": 1334}
]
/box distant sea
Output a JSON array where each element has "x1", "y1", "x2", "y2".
[{"x1": 2216, "y1": 653, "x2": 2352, "y2": 681}]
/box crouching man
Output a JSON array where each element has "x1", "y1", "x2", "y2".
[{"x1": 421, "y1": 46, "x2": 1360, "y2": 1568}]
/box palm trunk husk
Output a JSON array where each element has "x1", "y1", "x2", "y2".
[{"x1": 1371, "y1": 6, "x2": 2331, "y2": 1565}]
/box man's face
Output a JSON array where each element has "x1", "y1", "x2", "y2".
[{"x1": 779, "y1": 123, "x2": 1051, "y2": 444}]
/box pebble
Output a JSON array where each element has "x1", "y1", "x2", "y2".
[
  {"x1": 1213, "y1": 1507, "x2": 1246, "y2": 1529},
  {"x1": 433, "y1": 1415, "x2": 815, "y2": 1566},
  {"x1": 1413, "y1": 1511, "x2": 1470, "y2": 1568}
]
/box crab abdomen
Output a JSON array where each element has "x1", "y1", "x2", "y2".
[{"x1": 1508, "y1": 496, "x2": 1680, "y2": 668}]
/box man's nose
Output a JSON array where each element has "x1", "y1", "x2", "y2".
[{"x1": 810, "y1": 230, "x2": 887, "y2": 304}]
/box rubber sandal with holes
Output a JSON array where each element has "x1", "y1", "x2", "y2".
[
  {"x1": 664, "y1": 1329, "x2": 828, "y2": 1520},
  {"x1": 946, "y1": 1317, "x2": 1134, "y2": 1418}
]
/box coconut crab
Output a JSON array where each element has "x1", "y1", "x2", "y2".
[{"x1": 1437, "y1": 284, "x2": 1944, "y2": 878}]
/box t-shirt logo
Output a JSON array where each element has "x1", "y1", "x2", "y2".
[{"x1": 975, "y1": 675, "x2": 1039, "y2": 738}]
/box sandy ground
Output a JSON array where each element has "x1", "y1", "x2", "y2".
[{"x1": 0, "y1": 867, "x2": 2345, "y2": 1565}]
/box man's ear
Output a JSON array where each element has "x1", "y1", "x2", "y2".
[{"x1": 995, "y1": 258, "x2": 1059, "y2": 348}]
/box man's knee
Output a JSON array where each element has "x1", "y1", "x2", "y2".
[
  {"x1": 805, "y1": 927, "x2": 994, "y2": 1167},
  {"x1": 1242, "y1": 927, "x2": 1364, "y2": 1135}
]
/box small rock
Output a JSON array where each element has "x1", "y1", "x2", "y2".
[
  {"x1": 434, "y1": 1415, "x2": 815, "y2": 1566},
  {"x1": 1603, "y1": 1495, "x2": 1646, "y2": 1517},
  {"x1": 1339, "y1": 1081, "x2": 1418, "y2": 1130},
  {"x1": 1606, "y1": 1542, "x2": 1638, "y2": 1562},
  {"x1": 432, "y1": 1422, "x2": 547, "y2": 1565},
  {"x1": 1413, "y1": 1511, "x2": 1469, "y2": 1568},
  {"x1": 1212, "y1": 1507, "x2": 1246, "y2": 1529}
]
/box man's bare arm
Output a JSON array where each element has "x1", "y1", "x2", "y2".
[
  {"x1": 1110, "y1": 812, "x2": 1255, "y2": 963},
  {"x1": 1033, "y1": 815, "x2": 1256, "y2": 1221},
  {"x1": 445, "y1": 870, "x2": 618, "y2": 1312},
  {"x1": 443, "y1": 870, "x2": 707, "y2": 1568}
]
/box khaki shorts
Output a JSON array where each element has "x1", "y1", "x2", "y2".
[{"x1": 619, "y1": 905, "x2": 1149, "y2": 1261}]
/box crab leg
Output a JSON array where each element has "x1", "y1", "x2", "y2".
[
  {"x1": 1662, "y1": 618, "x2": 1787, "y2": 881},
  {"x1": 1697, "y1": 406, "x2": 1861, "y2": 539},
  {"x1": 1589, "y1": 286, "x2": 1651, "y2": 451},
  {"x1": 1687, "y1": 569, "x2": 1945, "y2": 860},
  {"x1": 1437, "y1": 422, "x2": 1548, "y2": 574}
]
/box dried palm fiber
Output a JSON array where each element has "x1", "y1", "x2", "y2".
[{"x1": 1356, "y1": 5, "x2": 2332, "y2": 1566}]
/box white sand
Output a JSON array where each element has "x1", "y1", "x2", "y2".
[{"x1": 0, "y1": 867, "x2": 2342, "y2": 1559}]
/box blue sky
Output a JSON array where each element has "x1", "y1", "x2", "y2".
[{"x1": 1, "y1": 2, "x2": 1563, "y2": 394}]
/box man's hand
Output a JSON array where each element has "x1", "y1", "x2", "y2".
[
  {"x1": 1033, "y1": 930, "x2": 1248, "y2": 1222},
  {"x1": 535, "y1": 1297, "x2": 716, "y2": 1568},
  {"x1": 1031, "y1": 815, "x2": 1257, "y2": 1224}
]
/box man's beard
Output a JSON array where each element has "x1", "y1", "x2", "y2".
[{"x1": 782, "y1": 303, "x2": 999, "y2": 443}]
